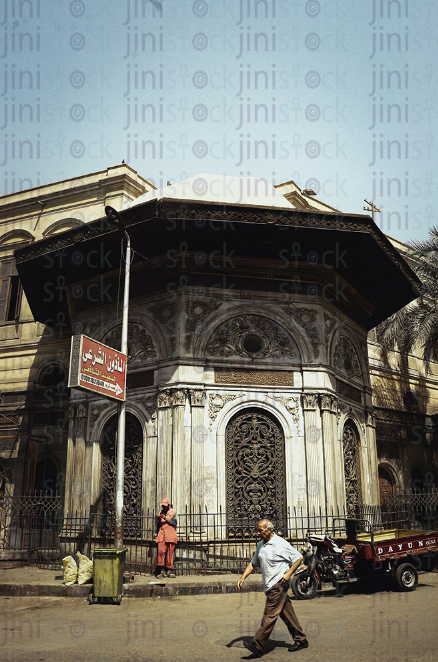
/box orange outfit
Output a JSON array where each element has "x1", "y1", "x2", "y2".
[{"x1": 155, "y1": 508, "x2": 178, "y2": 569}]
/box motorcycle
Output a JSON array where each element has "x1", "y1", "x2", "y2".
[{"x1": 291, "y1": 533, "x2": 357, "y2": 600}]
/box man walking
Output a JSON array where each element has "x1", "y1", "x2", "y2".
[{"x1": 237, "y1": 519, "x2": 309, "y2": 656}]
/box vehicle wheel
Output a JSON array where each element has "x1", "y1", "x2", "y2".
[
  {"x1": 116, "y1": 593, "x2": 122, "y2": 605},
  {"x1": 88, "y1": 593, "x2": 94, "y2": 605},
  {"x1": 394, "y1": 563, "x2": 418, "y2": 592},
  {"x1": 291, "y1": 573, "x2": 318, "y2": 600}
]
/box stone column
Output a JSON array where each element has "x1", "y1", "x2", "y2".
[
  {"x1": 63, "y1": 404, "x2": 76, "y2": 517},
  {"x1": 302, "y1": 393, "x2": 325, "y2": 516},
  {"x1": 71, "y1": 401, "x2": 87, "y2": 515},
  {"x1": 157, "y1": 390, "x2": 172, "y2": 506},
  {"x1": 365, "y1": 409, "x2": 379, "y2": 505},
  {"x1": 320, "y1": 395, "x2": 336, "y2": 513},
  {"x1": 171, "y1": 389, "x2": 189, "y2": 512},
  {"x1": 189, "y1": 389, "x2": 207, "y2": 514}
]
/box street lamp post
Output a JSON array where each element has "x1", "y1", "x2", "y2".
[{"x1": 105, "y1": 206, "x2": 130, "y2": 549}]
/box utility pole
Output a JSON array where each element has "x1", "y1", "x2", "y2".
[
  {"x1": 105, "y1": 206, "x2": 130, "y2": 550},
  {"x1": 363, "y1": 199, "x2": 381, "y2": 223}
]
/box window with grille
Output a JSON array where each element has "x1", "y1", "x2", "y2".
[{"x1": 0, "y1": 260, "x2": 22, "y2": 323}]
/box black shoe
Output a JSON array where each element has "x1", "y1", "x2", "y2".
[
  {"x1": 288, "y1": 640, "x2": 309, "y2": 652},
  {"x1": 243, "y1": 640, "x2": 263, "y2": 657}
]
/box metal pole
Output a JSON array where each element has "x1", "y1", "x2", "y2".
[{"x1": 115, "y1": 233, "x2": 130, "y2": 549}]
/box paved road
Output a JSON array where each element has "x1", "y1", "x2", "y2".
[{"x1": 1, "y1": 573, "x2": 437, "y2": 662}]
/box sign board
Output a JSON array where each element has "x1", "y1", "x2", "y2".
[{"x1": 68, "y1": 335, "x2": 127, "y2": 401}]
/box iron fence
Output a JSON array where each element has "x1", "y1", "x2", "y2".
[{"x1": 1, "y1": 494, "x2": 437, "y2": 574}]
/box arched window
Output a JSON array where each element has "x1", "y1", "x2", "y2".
[
  {"x1": 342, "y1": 420, "x2": 362, "y2": 518},
  {"x1": 378, "y1": 466, "x2": 394, "y2": 505},
  {"x1": 225, "y1": 408, "x2": 286, "y2": 536},
  {"x1": 100, "y1": 413, "x2": 143, "y2": 521}
]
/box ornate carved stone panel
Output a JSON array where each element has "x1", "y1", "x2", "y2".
[
  {"x1": 208, "y1": 392, "x2": 244, "y2": 429},
  {"x1": 152, "y1": 300, "x2": 176, "y2": 355},
  {"x1": 283, "y1": 305, "x2": 320, "y2": 358},
  {"x1": 100, "y1": 413, "x2": 143, "y2": 522},
  {"x1": 103, "y1": 323, "x2": 157, "y2": 363},
  {"x1": 206, "y1": 315, "x2": 298, "y2": 361},
  {"x1": 185, "y1": 299, "x2": 223, "y2": 352},
  {"x1": 267, "y1": 395, "x2": 300, "y2": 429},
  {"x1": 333, "y1": 336, "x2": 361, "y2": 383},
  {"x1": 189, "y1": 389, "x2": 207, "y2": 407},
  {"x1": 302, "y1": 393, "x2": 319, "y2": 411},
  {"x1": 171, "y1": 389, "x2": 186, "y2": 407},
  {"x1": 342, "y1": 422, "x2": 362, "y2": 518},
  {"x1": 88, "y1": 401, "x2": 112, "y2": 440},
  {"x1": 226, "y1": 409, "x2": 286, "y2": 535}
]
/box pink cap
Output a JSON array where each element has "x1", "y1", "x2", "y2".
[{"x1": 160, "y1": 498, "x2": 170, "y2": 506}]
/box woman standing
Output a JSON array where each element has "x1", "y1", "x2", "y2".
[{"x1": 155, "y1": 498, "x2": 178, "y2": 578}]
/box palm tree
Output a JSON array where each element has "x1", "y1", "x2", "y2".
[{"x1": 376, "y1": 227, "x2": 438, "y2": 372}]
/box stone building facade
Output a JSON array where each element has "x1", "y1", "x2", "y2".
[{"x1": 0, "y1": 167, "x2": 434, "y2": 534}]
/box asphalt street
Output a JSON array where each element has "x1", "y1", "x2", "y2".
[{"x1": 1, "y1": 572, "x2": 437, "y2": 662}]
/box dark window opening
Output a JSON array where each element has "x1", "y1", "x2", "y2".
[{"x1": 6, "y1": 275, "x2": 21, "y2": 321}]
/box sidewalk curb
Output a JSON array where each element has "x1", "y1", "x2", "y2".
[{"x1": 0, "y1": 580, "x2": 264, "y2": 599}]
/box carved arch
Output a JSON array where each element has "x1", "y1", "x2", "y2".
[
  {"x1": 0, "y1": 229, "x2": 34, "y2": 249},
  {"x1": 198, "y1": 307, "x2": 304, "y2": 363},
  {"x1": 330, "y1": 331, "x2": 365, "y2": 385},
  {"x1": 87, "y1": 314, "x2": 166, "y2": 363}
]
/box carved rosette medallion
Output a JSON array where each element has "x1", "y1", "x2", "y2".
[
  {"x1": 333, "y1": 336, "x2": 361, "y2": 383},
  {"x1": 283, "y1": 305, "x2": 320, "y2": 359},
  {"x1": 185, "y1": 299, "x2": 223, "y2": 352},
  {"x1": 206, "y1": 315, "x2": 298, "y2": 361},
  {"x1": 208, "y1": 392, "x2": 244, "y2": 430},
  {"x1": 189, "y1": 389, "x2": 207, "y2": 407},
  {"x1": 302, "y1": 393, "x2": 319, "y2": 411},
  {"x1": 267, "y1": 395, "x2": 300, "y2": 429}
]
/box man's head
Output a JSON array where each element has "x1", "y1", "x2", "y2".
[{"x1": 257, "y1": 519, "x2": 274, "y2": 542}]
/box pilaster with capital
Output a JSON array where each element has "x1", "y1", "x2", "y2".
[
  {"x1": 320, "y1": 394, "x2": 337, "y2": 512},
  {"x1": 331, "y1": 397, "x2": 346, "y2": 510},
  {"x1": 171, "y1": 389, "x2": 189, "y2": 510},
  {"x1": 302, "y1": 393, "x2": 326, "y2": 513},
  {"x1": 157, "y1": 389, "x2": 172, "y2": 502},
  {"x1": 189, "y1": 389, "x2": 207, "y2": 511},
  {"x1": 365, "y1": 409, "x2": 379, "y2": 505},
  {"x1": 65, "y1": 401, "x2": 89, "y2": 515}
]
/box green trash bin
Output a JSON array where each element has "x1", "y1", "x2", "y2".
[{"x1": 89, "y1": 548, "x2": 127, "y2": 605}]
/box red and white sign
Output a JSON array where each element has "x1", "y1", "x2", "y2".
[{"x1": 69, "y1": 335, "x2": 127, "y2": 401}]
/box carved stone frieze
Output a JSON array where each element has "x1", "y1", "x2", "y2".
[
  {"x1": 206, "y1": 315, "x2": 298, "y2": 361},
  {"x1": 333, "y1": 336, "x2": 361, "y2": 382},
  {"x1": 185, "y1": 299, "x2": 223, "y2": 352},
  {"x1": 208, "y1": 392, "x2": 244, "y2": 430},
  {"x1": 215, "y1": 368, "x2": 294, "y2": 386},
  {"x1": 189, "y1": 389, "x2": 207, "y2": 407},
  {"x1": 171, "y1": 389, "x2": 186, "y2": 407},
  {"x1": 283, "y1": 305, "x2": 319, "y2": 358},
  {"x1": 268, "y1": 395, "x2": 300, "y2": 429},
  {"x1": 302, "y1": 393, "x2": 319, "y2": 411},
  {"x1": 157, "y1": 390, "x2": 171, "y2": 408}
]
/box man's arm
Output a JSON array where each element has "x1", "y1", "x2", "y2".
[
  {"x1": 280, "y1": 556, "x2": 303, "y2": 584},
  {"x1": 237, "y1": 562, "x2": 254, "y2": 590}
]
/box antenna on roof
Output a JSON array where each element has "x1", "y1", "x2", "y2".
[{"x1": 363, "y1": 199, "x2": 381, "y2": 223}]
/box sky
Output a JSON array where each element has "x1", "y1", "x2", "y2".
[{"x1": 2, "y1": 0, "x2": 438, "y2": 243}]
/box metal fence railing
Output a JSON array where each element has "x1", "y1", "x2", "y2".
[{"x1": 1, "y1": 494, "x2": 437, "y2": 574}]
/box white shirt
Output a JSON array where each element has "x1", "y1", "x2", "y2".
[{"x1": 251, "y1": 534, "x2": 302, "y2": 593}]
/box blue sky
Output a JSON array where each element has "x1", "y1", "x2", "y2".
[{"x1": 2, "y1": 0, "x2": 437, "y2": 242}]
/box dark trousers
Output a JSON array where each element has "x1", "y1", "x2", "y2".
[{"x1": 253, "y1": 581, "x2": 307, "y2": 652}]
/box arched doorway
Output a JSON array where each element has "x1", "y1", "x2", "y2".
[
  {"x1": 342, "y1": 420, "x2": 362, "y2": 518},
  {"x1": 226, "y1": 408, "x2": 286, "y2": 535},
  {"x1": 378, "y1": 466, "x2": 394, "y2": 506},
  {"x1": 100, "y1": 413, "x2": 143, "y2": 519}
]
